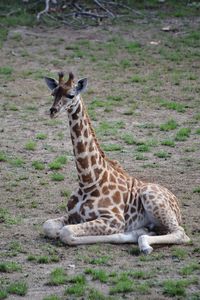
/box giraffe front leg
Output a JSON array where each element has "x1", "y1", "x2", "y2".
[
  {"x1": 43, "y1": 215, "x2": 68, "y2": 239},
  {"x1": 59, "y1": 219, "x2": 154, "y2": 245}
]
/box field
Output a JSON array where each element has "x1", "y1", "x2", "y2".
[{"x1": 0, "y1": 1, "x2": 200, "y2": 299}]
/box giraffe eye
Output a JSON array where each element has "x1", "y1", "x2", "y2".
[{"x1": 66, "y1": 94, "x2": 74, "y2": 99}]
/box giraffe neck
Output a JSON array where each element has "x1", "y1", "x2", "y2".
[{"x1": 68, "y1": 96, "x2": 106, "y2": 187}]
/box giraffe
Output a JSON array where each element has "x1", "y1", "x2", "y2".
[{"x1": 43, "y1": 72, "x2": 190, "y2": 254}]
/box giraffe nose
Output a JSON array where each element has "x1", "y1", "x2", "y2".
[{"x1": 50, "y1": 107, "x2": 57, "y2": 117}]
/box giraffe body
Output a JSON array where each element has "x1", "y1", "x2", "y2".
[{"x1": 43, "y1": 73, "x2": 190, "y2": 254}]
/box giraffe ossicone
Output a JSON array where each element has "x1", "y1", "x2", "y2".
[{"x1": 43, "y1": 72, "x2": 190, "y2": 254}]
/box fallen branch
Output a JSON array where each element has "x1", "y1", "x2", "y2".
[{"x1": 37, "y1": 0, "x2": 50, "y2": 20}]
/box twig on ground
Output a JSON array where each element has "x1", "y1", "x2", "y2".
[{"x1": 37, "y1": 0, "x2": 50, "y2": 20}]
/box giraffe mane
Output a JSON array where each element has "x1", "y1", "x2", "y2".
[{"x1": 81, "y1": 99, "x2": 129, "y2": 178}]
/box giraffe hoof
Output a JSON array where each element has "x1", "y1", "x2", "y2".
[{"x1": 140, "y1": 246, "x2": 153, "y2": 255}]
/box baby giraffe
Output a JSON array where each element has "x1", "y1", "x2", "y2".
[{"x1": 43, "y1": 72, "x2": 190, "y2": 254}]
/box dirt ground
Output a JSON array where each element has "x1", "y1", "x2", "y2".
[{"x1": 0, "y1": 8, "x2": 200, "y2": 300}]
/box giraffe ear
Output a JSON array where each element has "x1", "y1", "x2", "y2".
[
  {"x1": 44, "y1": 77, "x2": 58, "y2": 90},
  {"x1": 76, "y1": 78, "x2": 88, "y2": 94}
]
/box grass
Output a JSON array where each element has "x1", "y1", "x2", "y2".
[
  {"x1": 172, "y1": 248, "x2": 188, "y2": 259},
  {"x1": 122, "y1": 133, "x2": 136, "y2": 145},
  {"x1": 7, "y1": 281, "x2": 28, "y2": 296},
  {"x1": 175, "y1": 128, "x2": 191, "y2": 141},
  {"x1": 161, "y1": 140, "x2": 175, "y2": 147},
  {"x1": 51, "y1": 173, "x2": 65, "y2": 181},
  {"x1": 65, "y1": 283, "x2": 86, "y2": 297},
  {"x1": 0, "y1": 262, "x2": 22, "y2": 273},
  {"x1": 159, "y1": 100, "x2": 186, "y2": 112},
  {"x1": 27, "y1": 254, "x2": 59, "y2": 264},
  {"x1": 193, "y1": 187, "x2": 200, "y2": 193},
  {"x1": 89, "y1": 256, "x2": 110, "y2": 265},
  {"x1": 0, "y1": 66, "x2": 13, "y2": 75},
  {"x1": 136, "y1": 144, "x2": 150, "y2": 152},
  {"x1": 102, "y1": 144, "x2": 122, "y2": 152},
  {"x1": 160, "y1": 119, "x2": 178, "y2": 131},
  {"x1": 9, "y1": 157, "x2": 25, "y2": 167},
  {"x1": 163, "y1": 278, "x2": 198, "y2": 297},
  {"x1": 36, "y1": 133, "x2": 48, "y2": 140},
  {"x1": 60, "y1": 189, "x2": 71, "y2": 197},
  {"x1": 0, "y1": 208, "x2": 20, "y2": 225},
  {"x1": 24, "y1": 140, "x2": 37, "y2": 151},
  {"x1": 48, "y1": 267, "x2": 67, "y2": 285},
  {"x1": 110, "y1": 277, "x2": 133, "y2": 294},
  {"x1": 85, "y1": 268, "x2": 109, "y2": 283},
  {"x1": 154, "y1": 151, "x2": 170, "y2": 159},
  {"x1": 32, "y1": 160, "x2": 45, "y2": 170},
  {"x1": 43, "y1": 295, "x2": 60, "y2": 300},
  {"x1": 0, "y1": 151, "x2": 8, "y2": 162},
  {"x1": 130, "y1": 75, "x2": 146, "y2": 83},
  {"x1": 0, "y1": 290, "x2": 8, "y2": 300},
  {"x1": 179, "y1": 263, "x2": 200, "y2": 276}
]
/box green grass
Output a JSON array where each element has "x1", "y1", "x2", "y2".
[
  {"x1": 36, "y1": 133, "x2": 48, "y2": 140},
  {"x1": 160, "y1": 119, "x2": 178, "y2": 131},
  {"x1": 161, "y1": 140, "x2": 175, "y2": 147},
  {"x1": 48, "y1": 267, "x2": 67, "y2": 285},
  {"x1": 60, "y1": 189, "x2": 71, "y2": 197},
  {"x1": 43, "y1": 295, "x2": 60, "y2": 300},
  {"x1": 0, "y1": 66, "x2": 13, "y2": 75},
  {"x1": 24, "y1": 140, "x2": 37, "y2": 151},
  {"x1": 122, "y1": 133, "x2": 136, "y2": 145},
  {"x1": 136, "y1": 144, "x2": 150, "y2": 152},
  {"x1": 193, "y1": 187, "x2": 200, "y2": 193},
  {"x1": 0, "y1": 28, "x2": 8, "y2": 48},
  {"x1": 89, "y1": 256, "x2": 110, "y2": 265},
  {"x1": 27, "y1": 254, "x2": 59, "y2": 264},
  {"x1": 172, "y1": 247, "x2": 188, "y2": 259},
  {"x1": 102, "y1": 144, "x2": 122, "y2": 152},
  {"x1": 48, "y1": 161, "x2": 62, "y2": 170},
  {"x1": 175, "y1": 128, "x2": 191, "y2": 141},
  {"x1": 159, "y1": 99, "x2": 186, "y2": 112},
  {"x1": 51, "y1": 173, "x2": 65, "y2": 181},
  {"x1": 0, "y1": 262, "x2": 22, "y2": 273},
  {"x1": 130, "y1": 75, "x2": 146, "y2": 83},
  {"x1": 163, "y1": 278, "x2": 197, "y2": 297},
  {"x1": 32, "y1": 160, "x2": 45, "y2": 170},
  {"x1": 65, "y1": 283, "x2": 86, "y2": 297},
  {"x1": 195, "y1": 128, "x2": 200, "y2": 135},
  {"x1": 110, "y1": 277, "x2": 133, "y2": 294},
  {"x1": 0, "y1": 289, "x2": 8, "y2": 300},
  {"x1": 0, "y1": 151, "x2": 8, "y2": 162},
  {"x1": 9, "y1": 157, "x2": 25, "y2": 167},
  {"x1": 0, "y1": 208, "x2": 20, "y2": 225},
  {"x1": 7, "y1": 281, "x2": 28, "y2": 296},
  {"x1": 154, "y1": 151, "x2": 170, "y2": 159},
  {"x1": 179, "y1": 263, "x2": 200, "y2": 276},
  {"x1": 85, "y1": 268, "x2": 109, "y2": 283}
]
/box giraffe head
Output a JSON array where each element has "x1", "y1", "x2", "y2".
[{"x1": 45, "y1": 72, "x2": 87, "y2": 118}]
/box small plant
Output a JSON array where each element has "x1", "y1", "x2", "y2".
[
  {"x1": 154, "y1": 151, "x2": 170, "y2": 159},
  {"x1": 102, "y1": 144, "x2": 122, "y2": 152},
  {"x1": 180, "y1": 263, "x2": 200, "y2": 276},
  {"x1": 160, "y1": 100, "x2": 186, "y2": 112},
  {"x1": 48, "y1": 161, "x2": 62, "y2": 170},
  {"x1": 7, "y1": 281, "x2": 28, "y2": 296},
  {"x1": 60, "y1": 189, "x2": 71, "y2": 197},
  {"x1": 85, "y1": 268, "x2": 109, "y2": 283},
  {"x1": 131, "y1": 75, "x2": 146, "y2": 83},
  {"x1": 32, "y1": 161, "x2": 45, "y2": 170},
  {"x1": 51, "y1": 173, "x2": 65, "y2": 181},
  {"x1": 0, "y1": 289, "x2": 8, "y2": 300},
  {"x1": 161, "y1": 140, "x2": 175, "y2": 147},
  {"x1": 65, "y1": 283, "x2": 86, "y2": 297},
  {"x1": 9, "y1": 158, "x2": 25, "y2": 167},
  {"x1": 160, "y1": 119, "x2": 178, "y2": 131},
  {"x1": 0, "y1": 262, "x2": 22, "y2": 273},
  {"x1": 0, "y1": 66, "x2": 13, "y2": 75},
  {"x1": 48, "y1": 267, "x2": 67, "y2": 285},
  {"x1": 110, "y1": 277, "x2": 133, "y2": 294},
  {"x1": 36, "y1": 133, "x2": 48, "y2": 140},
  {"x1": 136, "y1": 144, "x2": 150, "y2": 152},
  {"x1": 0, "y1": 151, "x2": 7, "y2": 162},
  {"x1": 24, "y1": 140, "x2": 37, "y2": 151},
  {"x1": 193, "y1": 187, "x2": 200, "y2": 193},
  {"x1": 195, "y1": 128, "x2": 200, "y2": 135},
  {"x1": 162, "y1": 279, "x2": 193, "y2": 297},
  {"x1": 172, "y1": 247, "x2": 188, "y2": 259},
  {"x1": 43, "y1": 295, "x2": 60, "y2": 300},
  {"x1": 89, "y1": 256, "x2": 110, "y2": 265},
  {"x1": 122, "y1": 134, "x2": 136, "y2": 145},
  {"x1": 175, "y1": 128, "x2": 191, "y2": 141}
]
